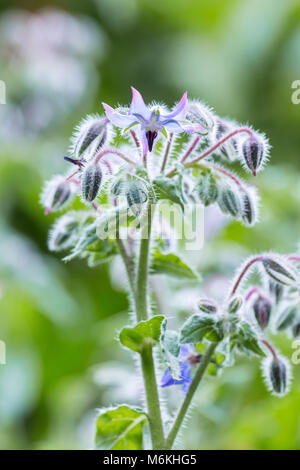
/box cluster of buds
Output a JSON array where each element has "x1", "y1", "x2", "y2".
[{"x1": 41, "y1": 87, "x2": 299, "y2": 402}]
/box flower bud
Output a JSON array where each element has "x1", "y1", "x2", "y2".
[
  {"x1": 228, "y1": 295, "x2": 243, "y2": 314},
  {"x1": 111, "y1": 178, "x2": 125, "y2": 196},
  {"x1": 218, "y1": 183, "x2": 242, "y2": 217},
  {"x1": 48, "y1": 213, "x2": 79, "y2": 252},
  {"x1": 241, "y1": 188, "x2": 257, "y2": 226},
  {"x1": 126, "y1": 181, "x2": 148, "y2": 216},
  {"x1": 269, "y1": 281, "x2": 284, "y2": 304},
  {"x1": 194, "y1": 169, "x2": 218, "y2": 206},
  {"x1": 292, "y1": 322, "x2": 300, "y2": 338},
  {"x1": 214, "y1": 119, "x2": 239, "y2": 160},
  {"x1": 253, "y1": 295, "x2": 272, "y2": 330},
  {"x1": 241, "y1": 134, "x2": 266, "y2": 176},
  {"x1": 41, "y1": 176, "x2": 74, "y2": 214},
  {"x1": 186, "y1": 101, "x2": 214, "y2": 132},
  {"x1": 81, "y1": 161, "x2": 103, "y2": 202},
  {"x1": 276, "y1": 306, "x2": 297, "y2": 331},
  {"x1": 197, "y1": 298, "x2": 218, "y2": 314},
  {"x1": 268, "y1": 357, "x2": 288, "y2": 396},
  {"x1": 262, "y1": 256, "x2": 298, "y2": 286},
  {"x1": 73, "y1": 116, "x2": 107, "y2": 159}
]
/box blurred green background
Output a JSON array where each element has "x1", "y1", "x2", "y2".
[{"x1": 1, "y1": 0, "x2": 300, "y2": 449}]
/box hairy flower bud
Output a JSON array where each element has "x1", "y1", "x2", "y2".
[
  {"x1": 48, "y1": 213, "x2": 79, "y2": 252},
  {"x1": 193, "y1": 169, "x2": 218, "y2": 206},
  {"x1": 214, "y1": 119, "x2": 240, "y2": 160},
  {"x1": 72, "y1": 116, "x2": 107, "y2": 159},
  {"x1": 228, "y1": 295, "x2": 243, "y2": 314},
  {"x1": 269, "y1": 281, "x2": 284, "y2": 304},
  {"x1": 186, "y1": 101, "x2": 214, "y2": 132},
  {"x1": 241, "y1": 133, "x2": 266, "y2": 176},
  {"x1": 253, "y1": 295, "x2": 272, "y2": 330},
  {"x1": 276, "y1": 306, "x2": 297, "y2": 331},
  {"x1": 241, "y1": 187, "x2": 257, "y2": 226},
  {"x1": 81, "y1": 161, "x2": 103, "y2": 202},
  {"x1": 111, "y1": 178, "x2": 125, "y2": 196},
  {"x1": 41, "y1": 176, "x2": 74, "y2": 214},
  {"x1": 267, "y1": 357, "x2": 289, "y2": 396},
  {"x1": 126, "y1": 181, "x2": 148, "y2": 216},
  {"x1": 218, "y1": 183, "x2": 242, "y2": 218},
  {"x1": 262, "y1": 256, "x2": 298, "y2": 286},
  {"x1": 292, "y1": 322, "x2": 300, "y2": 338},
  {"x1": 197, "y1": 298, "x2": 218, "y2": 314}
]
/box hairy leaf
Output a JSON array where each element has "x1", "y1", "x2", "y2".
[
  {"x1": 95, "y1": 405, "x2": 147, "y2": 450},
  {"x1": 150, "y1": 248, "x2": 198, "y2": 279},
  {"x1": 120, "y1": 315, "x2": 165, "y2": 353}
]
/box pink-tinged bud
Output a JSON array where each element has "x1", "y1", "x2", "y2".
[
  {"x1": 253, "y1": 295, "x2": 272, "y2": 330},
  {"x1": 241, "y1": 134, "x2": 266, "y2": 176},
  {"x1": 81, "y1": 161, "x2": 103, "y2": 202},
  {"x1": 197, "y1": 298, "x2": 218, "y2": 314},
  {"x1": 262, "y1": 256, "x2": 298, "y2": 286},
  {"x1": 41, "y1": 176, "x2": 74, "y2": 214}
]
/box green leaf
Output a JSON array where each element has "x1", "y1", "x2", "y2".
[
  {"x1": 95, "y1": 405, "x2": 147, "y2": 450},
  {"x1": 180, "y1": 314, "x2": 223, "y2": 344},
  {"x1": 120, "y1": 315, "x2": 165, "y2": 353},
  {"x1": 153, "y1": 175, "x2": 184, "y2": 210},
  {"x1": 230, "y1": 322, "x2": 265, "y2": 357},
  {"x1": 160, "y1": 319, "x2": 181, "y2": 379},
  {"x1": 150, "y1": 248, "x2": 198, "y2": 279}
]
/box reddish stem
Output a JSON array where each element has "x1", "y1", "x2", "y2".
[
  {"x1": 245, "y1": 285, "x2": 260, "y2": 301},
  {"x1": 230, "y1": 256, "x2": 265, "y2": 297},
  {"x1": 130, "y1": 129, "x2": 140, "y2": 149},
  {"x1": 261, "y1": 339, "x2": 278, "y2": 360},
  {"x1": 180, "y1": 136, "x2": 200, "y2": 164},
  {"x1": 161, "y1": 133, "x2": 174, "y2": 173},
  {"x1": 208, "y1": 163, "x2": 246, "y2": 190},
  {"x1": 95, "y1": 148, "x2": 136, "y2": 166},
  {"x1": 102, "y1": 159, "x2": 113, "y2": 174},
  {"x1": 185, "y1": 127, "x2": 253, "y2": 166},
  {"x1": 288, "y1": 255, "x2": 300, "y2": 262}
]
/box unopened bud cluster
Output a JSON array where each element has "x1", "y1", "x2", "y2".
[{"x1": 40, "y1": 87, "x2": 299, "y2": 410}]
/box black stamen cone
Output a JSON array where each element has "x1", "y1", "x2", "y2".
[{"x1": 146, "y1": 131, "x2": 158, "y2": 152}]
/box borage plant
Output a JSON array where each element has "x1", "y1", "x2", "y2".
[{"x1": 41, "y1": 88, "x2": 300, "y2": 450}]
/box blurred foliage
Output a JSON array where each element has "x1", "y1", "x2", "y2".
[{"x1": 1, "y1": 0, "x2": 300, "y2": 450}]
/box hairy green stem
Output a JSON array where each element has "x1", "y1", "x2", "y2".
[
  {"x1": 116, "y1": 237, "x2": 135, "y2": 293},
  {"x1": 135, "y1": 205, "x2": 153, "y2": 321},
  {"x1": 165, "y1": 342, "x2": 217, "y2": 449},
  {"x1": 141, "y1": 346, "x2": 165, "y2": 449},
  {"x1": 122, "y1": 203, "x2": 164, "y2": 449}
]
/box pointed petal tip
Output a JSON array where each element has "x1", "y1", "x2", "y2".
[{"x1": 102, "y1": 102, "x2": 112, "y2": 112}]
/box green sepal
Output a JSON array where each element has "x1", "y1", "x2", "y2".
[
  {"x1": 180, "y1": 314, "x2": 224, "y2": 344},
  {"x1": 230, "y1": 321, "x2": 265, "y2": 357}
]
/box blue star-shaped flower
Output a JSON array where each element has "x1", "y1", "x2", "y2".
[
  {"x1": 160, "y1": 344, "x2": 199, "y2": 394},
  {"x1": 102, "y1": 87, "x2": 205, "y2": 157}
]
